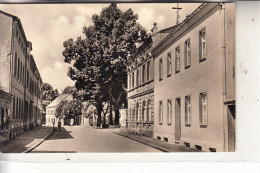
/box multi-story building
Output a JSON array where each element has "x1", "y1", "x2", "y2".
[
  {"x1": 152, "y1": 3, "x2": 235, "y2": 152},
  {"x1": 0, "y1": 10, "x2": 43, "y2": 139},
  {"x1": 126, "y1": 24, "x2": 179, "y2": 137}
]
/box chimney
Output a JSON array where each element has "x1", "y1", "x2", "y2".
[{"x1": 151, "y1": 22, "x2": 158, "y2": 36}]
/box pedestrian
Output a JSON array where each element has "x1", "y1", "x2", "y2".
[{"x1": 58, "y1": 120, "x2": 61, "y2": 132}]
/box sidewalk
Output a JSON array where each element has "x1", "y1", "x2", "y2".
[
  {"x1": 113, "y1": 129, "x2": 200, "y2": 152},
  {"x1": 0, "y1": 126, "x2": 53, "y2": 153}
]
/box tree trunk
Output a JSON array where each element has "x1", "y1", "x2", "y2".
[
  {"x1": 114, "y1": 107, "x2": 120, "y2": 125},
  {"x1": 109, "y1": 102, "x2": 113, "y2": 125},
  {"x1": 97, "y1": 105, "x2": 102, "y2": 128}
]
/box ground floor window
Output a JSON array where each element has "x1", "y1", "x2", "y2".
[
  {"x1": 185, "y1": 95, "x2": 191, "y2": 125},
  {"x1": 199, "y1": 92, "x2": 207, "y2": 126},
  {"x1": 167, "y1": 99, "x2": 172, "y2": 125},
  {"x1": 159, "y1": 101, "x2": 163, "y2": 124}
]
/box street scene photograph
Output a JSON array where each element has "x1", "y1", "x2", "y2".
[{"x1": 0, "y1": 2, "x2": 235, "y2": 153}]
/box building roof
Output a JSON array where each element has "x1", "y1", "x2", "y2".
[
  {"x1": 46, "y1": 94, "x2": 73, "y2": 108},
  {"x1": 152, "y1": 3, "x2": 220, "y2": 57},
  {"x1": 0, "y1": 10, "x2": 28, "y2": 44}
]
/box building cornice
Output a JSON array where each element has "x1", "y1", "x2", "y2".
[{"x1": 128, "y1": 88, "x2": 153, "y2": 99}]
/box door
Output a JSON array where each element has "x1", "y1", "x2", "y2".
[
  {"x1": 1, "y1": 108, "x2": 4, "y2": 130},
  {"x1": 175, "y1": 98, "x2": 181, "y2": 143},
  {"x1": 227, "y1": 105, "x2": 236, "y2": 152}
]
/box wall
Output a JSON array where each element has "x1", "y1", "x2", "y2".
[{"x1": 0, "y1": 14, "x2": 12, "y2": 93}]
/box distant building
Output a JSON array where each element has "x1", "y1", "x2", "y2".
[
  {"x1": 152, "y1": 3, "x2": 235, "y2": 152},
  {"x1": 45, "y1": 94, "x2": 73, "y2": 126},
  {"x1": 0, "y1": 10, "x2": 43, "y2": 138},
  {"x1": 126, "y1": 23, "x2": 179, "y2": 137}
]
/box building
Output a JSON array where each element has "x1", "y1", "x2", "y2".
[
  {"x1": 126, "y1": 24, "x2": 179, "y2": 137},
  {"x1": 0, "y1": 10, "x2": 43, "y2": 138},
  {"x1": 152, "y1": 3, "x2": 235, "y2": 152},
  {"x1": 45, "y1": 94, "x2": 73, "y2": 126},
  {"x1": 0, "y1": 89, "x2": 13, "y2": 141}
]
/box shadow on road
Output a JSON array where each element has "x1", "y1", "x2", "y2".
[{"x1": 46, "y1": 127, "x2": 73, "y2": 140}]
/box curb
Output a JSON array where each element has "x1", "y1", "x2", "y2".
[
  {"x1": 113, "y1": 132, "x2": 169, "y2": 152},
  {"x1": 22, "y1": 129, "x2": 54, "y2": 153}
]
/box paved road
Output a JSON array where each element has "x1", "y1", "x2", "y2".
[{"x1": 31, "y1": 126, "x2": 161, "y2": 153}]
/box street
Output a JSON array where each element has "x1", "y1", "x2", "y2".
[{"x1": 31, "y1": 126, "x2": 161, "y2": 153}]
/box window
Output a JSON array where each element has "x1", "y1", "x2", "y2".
[
  {"x1": 135, "y1": 102, "x2": 139, "y2": 121},
  {"x1": 167, "y1": 99, "x2": 172, "y2": 124},
  {"x1": 27, "y1": 71, "x2": 29, "y2": 88},
  {"x1": 13, "y1": 96, "x2": 16, "y2": 119},
  {"x1": 14, "y1": 53, "x2": 17, "y2": 77},
  {"x1": 132, "y1": 72, "x2": 134, "y2": 88},
  {"x1": 22, "y1": 65, "x2": 25, "y2": 85},
  {"x1": 136, "y1": 69, "x2": 139, "y2": 86},
  {"x1": 175, "y1": 46, "x2": 180, "y2": 73},
  {"x1": 199, "y1": 28, "x2": 206, "y2": 61},
  {"x1": 142, "y1": 101, "x2": 146, "y2": 121},
  {"x1": 159, "y1": 101, "x2": 163, "y2": 124},
  {"x1": 128, "y1": 74, "x2": 131, "y2": 90},
  {"x1": 147, "y1": 61, "x2": 150, "y2": 81},
  {"x1": 200, "y1": 92, "x2": 207, "y2": 126},
  {"x1": 16, "y1": 97, "x2": 18, "y2": 119},
  {"x1": 159, "y1": 58, "x2": 163, "y2": 80},
  {"x1": 147, "y1": 99, "x2": 151, "y2": 122},
  {"x1": 142, "y1": 64, "x2": 145, "y2": 84},
  {"x1": 185, "y1": 95, "x2": 191, "y2": 125},
  {"x1": 17, "y1": 58, "x2": 20, "y2": 80},
  {"x1": 185, "y1": 39, "x2": 191, "y2": 68},
  {"x1": 167, "y1": 52, "x2": 172, "y2": 77}
]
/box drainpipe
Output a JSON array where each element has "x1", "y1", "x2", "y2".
[{"x1": 221, "y1": 3, "x2": 227, "y2": 151}]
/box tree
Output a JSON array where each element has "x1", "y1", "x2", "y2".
[
  {"x1": 41, "y1": 83, "x2": 59, "y2": 113},
  {"x1": 55, "y1": 100, "x2": 68, "y2": 120},
  {"x1": 55, "y1": 99, "x2": 83, "y2": 125},
  {"x1": 62, "y1": 86, "x2": 76, "y2": 95},
  {"x1": 63, "y1": 3, "x2": 148, "y2": 125}
]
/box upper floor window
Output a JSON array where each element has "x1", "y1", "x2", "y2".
[
  {"x1": 128, "y1": 74, "x2": 131, "y2": 90},
  {"x1": 167, "y1": 52, "x2": 172, "y2": 77},
  {"x1": 185, "y1": 95, "x2": 191, "y2": 125},
  {"x1": 159, "y1": 58, "x2": 163, "y2": 81},
  {"x1": 199, "y1": 28, "x2": 206, "y2": 62},
  {"x1": 142, "y1": 64, "x2": 146, "y2": 84},
  {"x1": 147, "y1": 61, "x2": 150, "y2": 81},
  {"x1": 199, "y1": 92, "x2": 207, "y2": 126},
  {"x1": 185, "y1": 39, "x2": 191, "y2": 68},
  {"x1": 175, "y1": 46, "x2": 180, "y2": 73},
  {"x1": 17, "y1": 58, "x2": 20, "y2": 80},
  {"x1": 136, "y1": 69, "x2": 140, "y2": 86},
  {"x1": 14, "y1": 53, "x2": 17, "y2": 77}
]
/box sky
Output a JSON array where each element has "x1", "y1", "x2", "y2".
[{"x1": 0, "y1": 3, "x2": 201, "y2": 92}]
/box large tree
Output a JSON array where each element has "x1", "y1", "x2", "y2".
[
  {"x1": 63, "y1": 3, "x2": 147, "y2": 125},
  {"x1": 62, "y1": 86, "x2": 76, "y2": 95},
  {"x1": 41, "y1": 83, "x2": 59, "y2": 113}
]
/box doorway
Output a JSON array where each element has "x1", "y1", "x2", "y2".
[
  {"x1": 175, "y1": 98, "x2": 181, "y2": 143},
  {"x1": 227, "y1": 105, "x2": 235, "y2": 152}
]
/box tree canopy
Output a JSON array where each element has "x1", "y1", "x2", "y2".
[
  {"x1": 41, "y1": 83, "x2": 59, "y2": 113},
  {"x1": 62, "y1": 86, "x2": 76, "y2": 95},
  {"x1": 63, "y1": 3, "x2": 148, "y2": 124}
]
